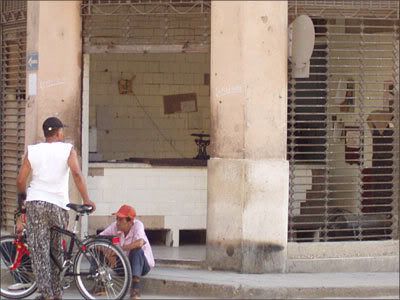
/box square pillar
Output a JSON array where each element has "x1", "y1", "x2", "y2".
[{"x1": 206, "y1": 1, "x2": 289, "y2": 273}]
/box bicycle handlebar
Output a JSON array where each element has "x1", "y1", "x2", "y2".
[{"x1": 66, "y1": 203, "x2": 94, "y2": 215}]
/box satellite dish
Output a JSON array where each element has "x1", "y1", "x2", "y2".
[{"x1": 288, "y1": 15, "x2": 315, "y2": 78}]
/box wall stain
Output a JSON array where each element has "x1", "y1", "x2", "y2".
[
  {"x1": 207, "y1": 240, "x2": 286, "y2": 273},
  {"x1": 261, "y1": 16, "x2": 268, "y2": 24},
  {"x1": 226, "y1": 245, "x2": 234, "y2": 257}
]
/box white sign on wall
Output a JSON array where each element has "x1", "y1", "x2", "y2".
[{"x1": 28, "y1": 73, "x2": 37, "y2": 96}]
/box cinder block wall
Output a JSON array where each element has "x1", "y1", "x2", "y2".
[{"x1": 89, "y1": 53, "x2": 211, "y2": 160}]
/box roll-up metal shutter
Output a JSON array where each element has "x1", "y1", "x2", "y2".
[
  {"x1": 0, "y1": 1, "x2": 27, "y2": 231},
  {"x1": 288, "y1": 1, "x2": 399, "y2": 242}
]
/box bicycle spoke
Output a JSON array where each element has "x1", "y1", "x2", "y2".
[
  {"x1": 87, "y1": 246, "x2": 103, "y2": 270},
  {"x1": 106, "y1": 282, "x2": 118, "y2": 298},
  {"x1": 0, "y1": 243, "x2": 13, "y2": 264},
  {"x1": 90, "y1": 247, "x2": 99, "y2": 263},
  {"x1": 13, "y1": 270, "x2": 33, "y2": 284},
  {"x1": 107, "y1": 280, "x2": 122, "y2": 292},
  {"x1": 110, "y1": 276, "x2": 125, "y2": 289}
]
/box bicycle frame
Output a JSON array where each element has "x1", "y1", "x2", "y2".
[
  {"x1": 9, "y1": 238, "x2": 30, "y2": 271},
  {"x1": 50, "y1": 213, "x2": 116, "y2": 279},
  {"x1": 11, "y1": 213, "x2": 114, "y2": 280},
  {"x1": 53, "y1": 217, "x2": 121, "y2": 276},
  {"x1": 49, "y1": 225, "x2": 89, "y2": 278},
  {"x1": 10, "y1": 215, "x2": 91, "y2": 279}
]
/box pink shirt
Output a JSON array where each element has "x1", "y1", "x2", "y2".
[{"x1": 100, "y1": 219, "x2": 155, "y2": 268}]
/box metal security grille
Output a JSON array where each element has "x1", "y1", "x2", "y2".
[
  {"x1": 81, "y1": 0, "x2": 211, "y2": 53},
  {"x1": 288, "y1": 1, "x2": 399, "y2": 242},
  {"x1": 0, "y1": 1, "x2": 27, "y2": 231}
]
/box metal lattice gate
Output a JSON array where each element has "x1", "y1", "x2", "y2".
[
  {"x1": 288, "y1": 1, "x2": 399, "y2": 242},
  {"x1": 0, "y1": 1, "x2": 27, "y2": 231}
]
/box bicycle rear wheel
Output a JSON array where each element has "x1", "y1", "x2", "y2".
[
  {"x1": 0, "y1": 235, "x2": 37, "y2": 299},
  {"x1": 74, "y1": 240, "x2": 132, "y2": 299}
]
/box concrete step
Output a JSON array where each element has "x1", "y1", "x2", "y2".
[
  {"x1": 155, "y1": 258, "x2": 204, "y2": 270},
  {"x1": 288, "y1": 255, "x2": 399, "y2": 273},
  {"x1": 156, "y1": 255, "x2": 399, "y2": 273},
  {"x1": 142, "y1": 267, "x2": 399, "y2": 299}
]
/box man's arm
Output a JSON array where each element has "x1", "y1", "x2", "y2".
[
  {"x1": 16, "y1": 154, "x2": 31, "y2": 208},
  {"x1": 99, "y1": 222, "x2": 116, "y2": 236},
  {"x1": 67, "y1": 147, "x2": 96, "y2": 211},
  {"x1": 16, "y1": 154, "x2": 31, "y2": 194},
  {"x1": 122, "y1": 239, "x2": 146, "y2": 252},
  {"x1": 122, "y1": 222, "x2": 147, "y2": 251}
]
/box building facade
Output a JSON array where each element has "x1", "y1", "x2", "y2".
[{"x1": 1, "y1": 0, "x2": 399, "y2": 273}]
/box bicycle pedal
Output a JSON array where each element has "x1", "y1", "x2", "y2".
[{"x1": 63, "y1": 283, "x2": 71, "y2": 290}]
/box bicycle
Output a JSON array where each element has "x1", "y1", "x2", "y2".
[{"x1": 0, "y1": 203, "x2": 132, "y2": 299}]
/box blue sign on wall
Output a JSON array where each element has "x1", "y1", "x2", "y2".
[{"x1": 27, "y1": 52, "x2": 39, "y2": 71}]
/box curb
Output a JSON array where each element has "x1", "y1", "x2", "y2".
[
  {"x1": 142, "y1": 277, "x2": 399, "y2": 299},
  {"x1": 155, "y1": 256, "x2": 399, "y2": 273}
]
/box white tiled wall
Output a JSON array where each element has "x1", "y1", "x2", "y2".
[
  {"x1": 89, "y1": 53, "x2": 211, "y2": 160},
  {"x1": 88, "y1": 164, "x2": 207, "y2": 246}
]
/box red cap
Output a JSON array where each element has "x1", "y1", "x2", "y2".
[{"x1": 112, "y1": 205, "x2": 136, "y2": 219}]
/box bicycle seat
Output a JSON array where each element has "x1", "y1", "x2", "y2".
[{"x1": 67, "y1": 203, "x2": 93, "y2": 214}]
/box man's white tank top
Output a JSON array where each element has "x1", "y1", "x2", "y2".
[{"x1": 26, "y1": 142, "x2": 73, "y2": 209}]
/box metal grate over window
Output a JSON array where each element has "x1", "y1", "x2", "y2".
[
  {"x1": 0, "y1": 1, "x2": 27, "y2": 231},
  {"x1": 81, "y1": 0, "x2": 211, "y2": 52},
  {"x1": 288, "y1": 1, "x2": 399, "y2": 242}
]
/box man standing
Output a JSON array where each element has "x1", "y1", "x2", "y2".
[
  {"x1": 16, "y1": 116, "x2": 96, "y2": 300},
  {"x1": 100, "y1": 204, "x2": 155, "y2": 299}
]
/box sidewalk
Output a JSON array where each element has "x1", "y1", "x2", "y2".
[
  {"x1": 22, "y1": 269, "x2": 398, "y2": 299},
  {"x1": 142, "y1": 267, "x2": 399, "y2": 299},
  {"x1": 3, "y1": 241, "x2": 399, "y2": 298}
]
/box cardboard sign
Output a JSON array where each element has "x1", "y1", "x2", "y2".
[{"x1": 163, "y1": 93, "x2": 197, "y2": 114}]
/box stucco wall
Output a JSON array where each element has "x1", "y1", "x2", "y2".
[{"x1": 26, "y1": 1, "x2": 82, "y2": 149}]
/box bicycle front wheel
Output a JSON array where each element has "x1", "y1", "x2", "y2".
[
  {"x1": 0, "y1": 235, "x2": 37, "y2": 299},
  {"x1": 74, "y1": 240, "x2": 132, "y2": 299}
]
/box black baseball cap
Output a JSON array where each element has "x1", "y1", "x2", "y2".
[{"x1": 42, "y1": 117, "x2": 67, "y2": 135}]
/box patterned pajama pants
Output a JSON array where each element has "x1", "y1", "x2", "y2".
[{"x1": 25, "y1": 201, "x2": 69, "y2": 299}]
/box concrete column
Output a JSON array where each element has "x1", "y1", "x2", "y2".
[
  {"x1": 206, "y1": 1, "x2": 289, "y2": 273},
  {"x1": 25, "y1": 1, "x2": 83, "y2": 206},
  {"x1": 25, "y1": 1, "x2": 82, "y2": 149}
]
